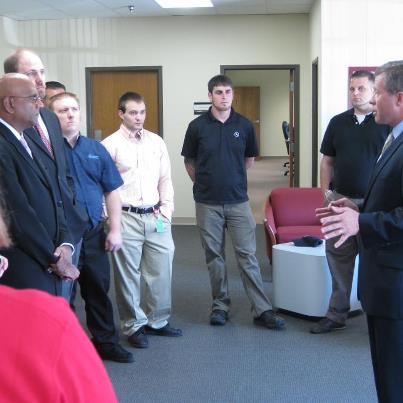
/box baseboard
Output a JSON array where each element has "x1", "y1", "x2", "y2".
[{"x1": 172, "y1": 217, "x2": 197, "y2": 225}]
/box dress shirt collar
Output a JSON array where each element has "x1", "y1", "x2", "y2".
[
  {"x1": 0, "y1": 117, "x2": 25, "y2": 140},
  {"x1": 392, "y1": 120, "x2": 403, "y2": 140},
  {"x1": 120, "y1": 124, "x2": 143, "y2": 141}
]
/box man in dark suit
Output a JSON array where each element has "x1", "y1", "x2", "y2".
[
  {"x1": 0, "y1": 73, "x2": 79, "y2": 295},
  {"x1": 318, "y1": 60, "x2": 403, "y2": 403},
  {"x1": 4, "y1": 49, "x2": 87, "y2": 296}
]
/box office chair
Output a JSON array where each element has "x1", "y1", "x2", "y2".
[{"x1": 282, "y1": 121, "x2": 290, "y2": 175}]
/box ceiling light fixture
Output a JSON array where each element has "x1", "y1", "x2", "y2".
[{"x1": 155, "y1": 0, "x2": 213, "y2": 8}]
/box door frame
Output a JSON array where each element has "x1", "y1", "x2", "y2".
[
  {"x1": 85, "y1": 66, "x2": 163, "y2": 138},
  {"x1": 311, "y1": 58, "x2": 319, "y2": 187},
  {"x1": 221, "y1": 64, "x2": 300, "y2": 187}
]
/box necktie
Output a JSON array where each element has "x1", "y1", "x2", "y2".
[
  {"x1": 34, "y1": 124, "x2": 54, "y2": 158},
  {"x1": 377, "y1": 133, "x2": 394, "y2": 162},
  {"x1": 19, "y1": 134, "x2": 33, "y2": 158}
]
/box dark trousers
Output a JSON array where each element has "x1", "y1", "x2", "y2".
[
  {"x1": 367, "y1": 315, "x2": 403, "y2": 403},
  {"x1": 74, "y1": 223, "x2": 118, "y2": 346}
]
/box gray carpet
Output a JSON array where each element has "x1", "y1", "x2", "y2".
[{"x1": 75, "y1": 225, "x2": 376, "y2": 403}]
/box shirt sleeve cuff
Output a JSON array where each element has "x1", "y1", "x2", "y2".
[{"x1": 60, "y1": 243, "x2": 75, "y2": 255}]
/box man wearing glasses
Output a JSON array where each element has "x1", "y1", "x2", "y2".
[
  {"x1": 0, "y1": 73, "x2": 79, "y2": 296},
  {"x1": 3, "y1": 49, "x2": 87, "y2": 300}
]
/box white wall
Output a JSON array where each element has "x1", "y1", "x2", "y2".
[
  {"x1": 0, "y1": 17, "x2": 18, "y2": 62},
  {"x1": 226, "y1": 69, "x2": 289, "y2": 157},
  {"x1": 0, "y1": 14, "x2": 311, "y2": 221},
  {"x1": 321, "y1": 0, "x2": 403, "y2": 135}
]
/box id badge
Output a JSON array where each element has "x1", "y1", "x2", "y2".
[{"x1": 155, "y1": 216, "x2": 166, "y2": 233}]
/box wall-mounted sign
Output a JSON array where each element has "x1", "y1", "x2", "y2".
[{"x1": 193, "y1": 102, "x2": 211, "y2": 115}]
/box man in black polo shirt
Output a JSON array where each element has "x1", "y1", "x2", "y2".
[
  {"x1": 181, "y1": 74, "x2": 284, "y2": 330},
  {"x1": 310, "y1": 70, "x2": 389, "y2": 334}
]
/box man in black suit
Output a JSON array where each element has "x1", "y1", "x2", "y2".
[
  {"x1": 318, "y1": 60, "x2": 403, "y2": 403},
  {"x1": 4, "y1": 49, "x2": 87, "y2": 297},
  {"x1": 0, "y1": 73, "x2": 79, "y2": 295}
]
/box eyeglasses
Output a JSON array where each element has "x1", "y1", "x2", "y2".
[{"x1": 10, "y1": 95, "x2": 43, "y2": 103}]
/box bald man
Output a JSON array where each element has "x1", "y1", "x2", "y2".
[
  {"x1": 0, "y1": 73, "x2": 79, "y2": 296},
  {"x1": 4, "y1": 49, "x2": 87, "y2": 267}
]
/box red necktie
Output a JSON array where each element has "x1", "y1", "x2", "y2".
[{"x1": 34, "y1": 124, "x2": 54, "y2": 158}]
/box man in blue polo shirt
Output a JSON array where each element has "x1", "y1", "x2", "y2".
[
  {"x1": 50, "y1": 92, "x2": 134, "y2": 363},
  {"x1": 181, "y1": 74, "x2": 284, "y2": 330}
]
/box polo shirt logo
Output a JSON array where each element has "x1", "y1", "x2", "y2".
[
  {"x1": 233, "y1": 131, "x2": 240, "y2": 138},
  {"x1": 87, "y1": 154, "x2": 100, "y2": 159}
]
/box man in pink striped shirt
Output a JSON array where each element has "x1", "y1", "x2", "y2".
[{"x1": 102, "y1": 92, "x2": 182, "y2": 349}]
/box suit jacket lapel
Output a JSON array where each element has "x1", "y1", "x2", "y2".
[
  {"x1": 24, "y1": 125, "x2": 51, "y2": 158},
  {"x1": 0, "y1": 123, "x2": 44, "y2": 180},
  {"x1": 24, "y1": 108, "x2": 57, "y2": 159},
  {"x1": 24, "y1": 135, "x2": 54, "y2": 190},
  {"x1": 363, "y1": 133, "x2": 403, "y2": 209}
]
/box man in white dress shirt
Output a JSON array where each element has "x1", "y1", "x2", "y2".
[{"x1": 102, "y1": 92, "x2": 182, "y2": 349}]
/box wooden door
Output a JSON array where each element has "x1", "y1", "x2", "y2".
[
  {"x1": 233, "y1": 86, "x2": 260, "y2": 156},
  {"x1": 86, "y1": 68, "x2": 162, "y2": 140}
]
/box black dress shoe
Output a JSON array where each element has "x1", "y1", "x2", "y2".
[
  {"x1": 145, "y1": 323, "x2": 183, "y2": 337},
  {"x1": 128, "y1": 327, "x2": 149, "y2": 348},
  {"x1": 94, "y1": 343, "x2": 134, "y2": 363},
  {"x1": 310, "y1": 318, "x2": 346, "y2": 334}
]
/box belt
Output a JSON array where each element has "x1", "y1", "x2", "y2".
[{"x1": 122, "y1": 204, "x2": 159, "y2": 214}]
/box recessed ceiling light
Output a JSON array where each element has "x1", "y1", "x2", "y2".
[{"x1": 155, "y1": 0, "x2": 213, "y2": 8}]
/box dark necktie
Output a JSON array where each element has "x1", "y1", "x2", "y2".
[{"x1": 34, "y1": 124, "x2": 54, "y2": 158}]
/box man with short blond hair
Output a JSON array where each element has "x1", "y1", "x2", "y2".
[
  {"x1": 311, "y1": 70, "x2": 389, "y2": 334},
  {"x1": 50, "y1": 92, "x2": 133, "y2": 363}
]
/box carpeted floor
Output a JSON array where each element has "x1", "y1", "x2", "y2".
[{"x1": 75, "y1": 225, "x2": 376, "y2": 403}]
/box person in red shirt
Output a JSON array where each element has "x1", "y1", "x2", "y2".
[{"x1": 0, "y1": 193, "x2": 118, "y2": 402}]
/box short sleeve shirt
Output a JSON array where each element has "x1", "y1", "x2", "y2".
[
  {"x1": 181, "y1": 108, "x2": 258, "y2": 204},
  {"x1": 320, "y1": 109, "x2": 389, "y2": 197},
  {"x1": 64, "y1": 135, "x2": 123, "y2": 228}
]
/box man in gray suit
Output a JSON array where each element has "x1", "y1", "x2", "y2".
[{"x1": 318, "y1": 60, "x2": 403, "y2": 403}]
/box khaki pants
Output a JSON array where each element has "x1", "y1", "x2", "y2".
[
  {"x1": 325, "y1": 191, "x2": 362, "y2": 324},
  {"x1": 196, "y1": 201, "x2": 272, "y2": 317},
  {"x1": 111, "y1": 211, "x2": 174, "y2": 336}
]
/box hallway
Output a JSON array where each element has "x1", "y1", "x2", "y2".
[{"x1": 247, "y1": 157, "x2": 289, "y2": 223}]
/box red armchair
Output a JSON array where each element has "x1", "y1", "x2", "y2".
[{"x1": 263, "y1": 187, "x2": 324, "y2": 263}]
